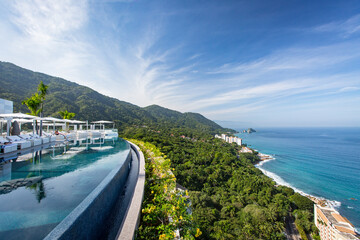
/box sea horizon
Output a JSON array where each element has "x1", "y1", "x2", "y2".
[{"x1": 235, "y1": 127, "x2": 360, "y2": 231}]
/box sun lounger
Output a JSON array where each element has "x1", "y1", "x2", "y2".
[
  {"x1": 76, "y1": 131, "x2": 88, "y2": 139},
  {"x1": 0, "y1": 137, "x2": 18, "y2": 153},
  {"x1": 42, "y1": 132, "x2": 57, "y2": 142},
  {"x1": 30, "y1": 133, "x2": 50, "y2": 144},
  {"x1": 6, "y1": 136, "x2": 32, "y2": 149},
  {"x1": 89, "y1": 131, "x2": 101, "y2": 139},
  {"x1": 19, "y1": 134, "x2": 42, "y2": 147},
  {"x1": 64, "y1": 132, "x2": 75, "y2": 141}
]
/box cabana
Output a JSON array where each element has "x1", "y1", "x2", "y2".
[
  {"x1": 0, "y1": 113, "x2": 39, "y2": 136},
  {"x1": 91, "y1": 120, "x2": 118, "y2": 138},
  {"x1": 41, "y1": 117, "x2": 65, "y2": 133},
  {"x1": 91, "y1": 120, "x2": 115, "y2": 130}
]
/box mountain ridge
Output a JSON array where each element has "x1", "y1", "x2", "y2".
[{"x1": 0, "y1": 61, "x2": 233, "y2": 133}]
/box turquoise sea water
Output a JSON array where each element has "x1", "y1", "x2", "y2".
[{"x1": 236, "y1": 128, "x2": 360, "y2": 230}]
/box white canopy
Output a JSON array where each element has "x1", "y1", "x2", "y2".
[
  {"x1": 41, "y1": 117, "x2": 64, "y2": 122},
  {"x1": 40, "y1": 117, "x2": 85, "y2": 124},
  {"x1": 62, "y1": 119, "x2": 73, "y2": 123},
  {"x1": 92, "y1": 120, "x2": 114, "y2": 124},
  {"x1": 41, "y1": 123, "x2": 65, "y2": 126},
  {"x1": 0, "y1": 113, "x2": 39, "y2": 119},
  {"x1": 11, "y1": 119, "x2": 34, "y2": 123},
  {"x1": 70, "y1": 120, "x2": 87, "y2": 124}
]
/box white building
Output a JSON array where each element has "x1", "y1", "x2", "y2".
[
  {"x1": 215, "y1": 133, "x2": 242, "y2": 146},
  {"x1": 215, "y1": 134, "x2": 221, "y2": 139},
  {"x1": 314, "y1": 204, "x2": 359, "y2": 240},
  {"x1": 0, "y1": 98, "x2": 14, "y2": 136},
  {"x1": 0, "y1": 98, "x2": 13, "y2": 114}
]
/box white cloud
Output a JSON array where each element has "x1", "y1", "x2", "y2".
[
  {"x1": 314, "y1": 14, "x2": 360, "y2": 37},
  {"x1": 338, "y1": 86, "x2": 359, "y2": 92},
  {"x1": 208, "y1": 42, "x2": 360, "y2": 75},
  {"x1": 1, "y1": 1, "x2": 359, "y2": 127},
  {"x1": 10, "y1": 0, "x2": 88, "y2": 41}
]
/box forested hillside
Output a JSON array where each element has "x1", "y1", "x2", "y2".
[
  {"x1": 0, "y1": 61, "x2": 232, "y2": 133},
  {"x1": 123, "y1": 126, "x2": 319, "y2": 240}
]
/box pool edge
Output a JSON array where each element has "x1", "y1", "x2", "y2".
[
  {"x1": 43, "y1": 140, "x2": 132, "y2": 240},
  {"x1": 115, "y1": 141, "x2": 146, "y2": 240}
]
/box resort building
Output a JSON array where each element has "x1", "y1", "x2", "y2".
[
  {"x1": 215, "y1": 134, "x2": 242, "y2": 146},
  {"x1": 0, "y1": 98, "x2": 13, "y2": 114},
  {"x1": 314, "y1": 204, "x2": 360, "y2": 240}
]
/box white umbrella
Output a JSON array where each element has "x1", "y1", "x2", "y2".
[
  {"x1": 70, "y1": 120, "x2": 87, "y2": 124},
  {"x1": 91, "y1": 120, "x2": 114, "y2": 124},
  {"x1": 62, "y1": 119, "x2": 73, "y2": 122},
  {"x1": 0, "y1": 113, "x2": 38, "y2": 119},
  {"x1": 41, "y1": 117, "x2": 64, "y2": 122},
  {"x1": 11, "y1": 119, "x2": 34, "y2": 123},
  {"x1": 92, "y1": 120, "x2": 115, "y2": 130},
  {"x1": 40, "y1": 117, "x2": 65, "y2": 132},
  {"x1": 41, "y1": 123, "x2": 65, "y2": 126}
]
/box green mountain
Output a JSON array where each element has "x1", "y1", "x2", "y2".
[{"x1": 0, "y1": 61, "x2": 231, "y2": 133}]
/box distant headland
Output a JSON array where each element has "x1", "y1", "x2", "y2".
[{"x1": 242, "y1": 128, "x2": 256, "y2": 133}]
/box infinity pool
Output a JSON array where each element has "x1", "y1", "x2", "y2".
[{"x1": 0, "y1": 137, "x2": 130, "y2": 240}]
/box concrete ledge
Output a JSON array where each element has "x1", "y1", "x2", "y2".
[
  {"x1": 44, "y1": 144, "x2": 132, "y2": 240},
  {"x1": 116, "y1": 141, "x2": 146, "y2": 240}
]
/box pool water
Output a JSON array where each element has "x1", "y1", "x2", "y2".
[{"x1": 0, "y1": 137, "x2": 130, "y2": 239}]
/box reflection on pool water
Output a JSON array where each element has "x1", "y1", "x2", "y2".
[{"x1": 0, "y1": 137, "x2": 130, "y2": 240}]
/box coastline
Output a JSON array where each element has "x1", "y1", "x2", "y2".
[
  {"x1": 254, "y1": 156, "x2": 360, "y2": 236},
  {"x1": 254, "y1": 151, "x2": 341, "y2": 208},
  {"x1": 238, "y1": 128, "x2": 360, "y2": 236}
]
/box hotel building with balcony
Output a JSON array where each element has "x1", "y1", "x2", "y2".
[{"x1": 314, "y1": 204, "x2": 359, "y2": 240}]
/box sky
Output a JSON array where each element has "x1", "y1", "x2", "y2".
[{"x1": 0, "y1": 0, "x2": 360, "y2": 127}]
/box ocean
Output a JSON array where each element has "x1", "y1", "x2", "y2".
[{"x1": 235, "y1": 127, "x2": 360, "y2": 230}]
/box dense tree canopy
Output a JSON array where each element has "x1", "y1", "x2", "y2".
[{"x1": 122, "y1": 126, "x2": 318, "y2": 240}]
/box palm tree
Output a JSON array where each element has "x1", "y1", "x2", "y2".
[
  {"x1": 37, "y1": 81, "x2": 48, "y2": 112},
  {"x1": 22, "y1": 81, "x2": 48, "y2": 135},
  {"x1": 58, "y1": 110, "x2": 76, "y2": 120},
  {"x1": 22, "y1": 93, "x2": 42, "y2": 134},
  {"x1": 58, "y1": 110, "x2": 76, "y2": 131},
  {"x1": 22, "y1": 93, "x2": 42, "y2": 116},
  {"x1": 37, "y1": 81, "x2": 48, "y2": 135}
]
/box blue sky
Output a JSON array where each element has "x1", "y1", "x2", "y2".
[{"x1": 1, "y1": 0, "x2": 360, "y2": 127}]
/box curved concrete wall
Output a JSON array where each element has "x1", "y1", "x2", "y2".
[
  {"x1": 44, "y1": 147, "x2": 132, "y2": 240},
  {"x1": 43, "y1": 140, "x2": 146, "y2": 240},
  {"x1": 116, "y1": 141, "x2": 146, "y2": 240}
]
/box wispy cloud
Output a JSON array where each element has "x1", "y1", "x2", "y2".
[
  {"x1": 10, "y1": 0, "x2": 88, "y2": 41},
  {"x1": 314, "y1": 14, "x2": 360, "y2": 37},
  {"x1": 208, "y1": 42, "x2": 360, "y2": 75},
  {"x1": 338, "y1": 86, "x2": 359, "y2": 92},
  {"x1": 188, "y1": 53, "x2": 202, "y2": 61},
  {"x1": 1, "y1": 1, "x2": 360, "y2": 126},
  {"x1": 176, "y1": 40, "x2": 360, "y2": 114}
]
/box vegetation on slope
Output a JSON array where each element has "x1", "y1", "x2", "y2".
[
  {"x1": 123, "y1": 127, "x2": 319, "y2": 239},
  {"x1": 129, "y1": 139, "x2": 200, "y2": 240}
]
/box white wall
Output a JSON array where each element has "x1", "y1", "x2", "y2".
[{"x1": 0, "y1": 98, "x2": 13, "y2": 114}]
